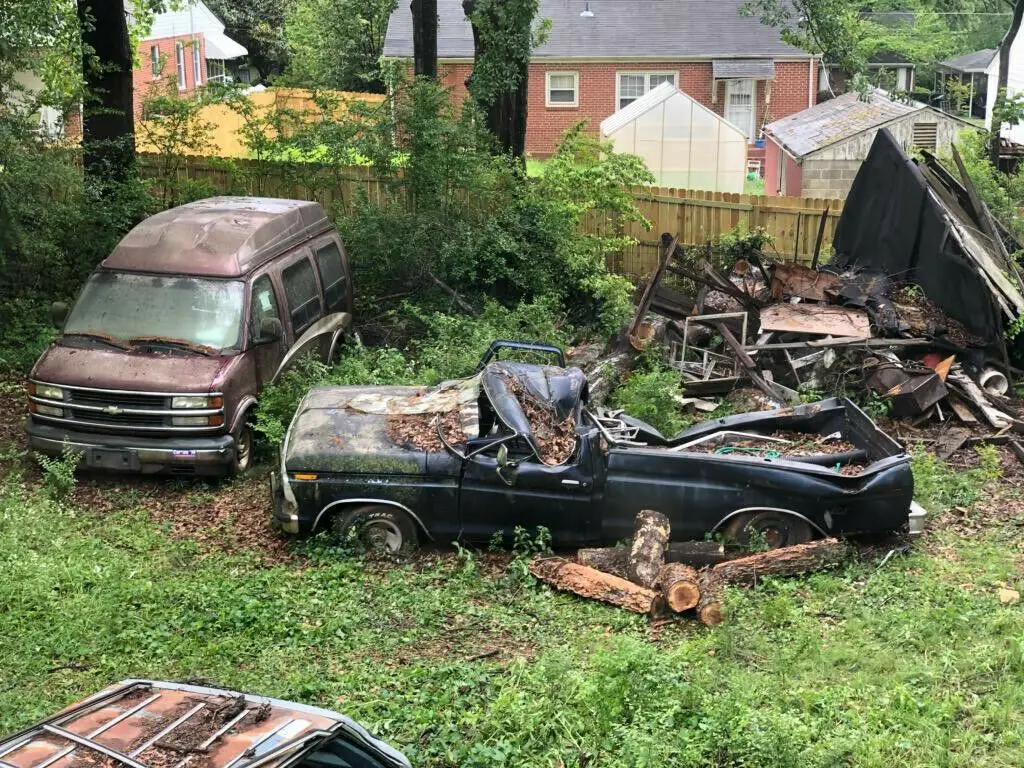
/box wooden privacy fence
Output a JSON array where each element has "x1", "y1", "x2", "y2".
[
  {"x1": 138, "y1": 155, "x2": 842, "y2": 278},
  {"x1": 603, "y1": 188, "x2": 844, "y2": 278}
]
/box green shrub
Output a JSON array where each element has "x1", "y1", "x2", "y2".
[
  {"x1": 611, "y1": 366, "x2": 687, "y2": 437},
  {"x1": 35, "y1": 444, "x2": 80, "y2": 501}
]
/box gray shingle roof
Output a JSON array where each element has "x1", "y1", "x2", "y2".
[
  {"x1": 763, "y1": 89, "x2": 926, "y2": 158},
  {"x1": 383, "y1": 0, "x2": 810, "y2": 60},
  {"x1": 939, "y1": 48, "x2": 997, "y2": 74}
]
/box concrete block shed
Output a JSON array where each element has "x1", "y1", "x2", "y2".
[
  {"x1": 600, "y1": 83, "x2": 748, "y2": 193},
  {"x1": 763, "y1": 88, "x2": 973, "y2": 199}
]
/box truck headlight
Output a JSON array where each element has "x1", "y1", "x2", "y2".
[
  {"x1": 33, "y1": 384, "x2": 64, "y2": 401},
  {"x1": 172, "y1": 395, "x2": 212, "y2": 409}
]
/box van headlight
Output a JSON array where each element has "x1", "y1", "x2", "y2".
[
  {"x1": 33, "y1": 384, "x2": 64, "y2": 401},
  {"x1": 171, "y1": 395, "x2": 223, "y2": 409}
]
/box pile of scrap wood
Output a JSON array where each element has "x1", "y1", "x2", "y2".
[
  {"x1": 528, "y1": 510, "x2": 846, "y2": 626},
  {"x1": 610, "y1": 131, "x2": 1024, "y2": 442}
]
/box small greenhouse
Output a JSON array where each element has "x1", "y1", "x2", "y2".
[{"x1": 600, "y1": 82, "x2": 748, "y2": 193}]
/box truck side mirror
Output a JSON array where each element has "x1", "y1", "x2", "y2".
[
  {"x1": 259, "y1": 317, "x2": 283, "y2": 342},
  {"x1": 495, "y1": 443, "x2": 518, "y2": 487},
  {"x1": 51, "y1": 302, "x2": 68, "y2": 328}
]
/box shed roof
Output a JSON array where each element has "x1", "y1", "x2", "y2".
[
  {"x1": 103, "y1": 197, "x2": 332, "y2": 278},
  {"x1": 939, "y1": 48, "x2": 997, "y2": 74},
  {"x1": 383, "y1": 0, "x2": 810, "y2": 60},
  {"x1": 764, "y1": 89, "x2": 932, "y2": 158},
  {"x1": 600, "y1": 82, "x2": 746, "y2": 140}
]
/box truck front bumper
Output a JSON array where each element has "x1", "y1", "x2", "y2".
[
  {"x1": 27, "y1": 419, "x2": 236, "y2": 475},
  {"x1": 270, "y1": 471, "x2": 301, "y2": 534}
]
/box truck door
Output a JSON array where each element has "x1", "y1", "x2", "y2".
[{"x1": 458, "y1": 432, "x2": 600, "y2": 546}]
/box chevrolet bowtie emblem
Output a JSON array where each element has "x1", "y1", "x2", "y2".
[{"x1": 103, "y1": 405, "x2": 123, "y2": 415}]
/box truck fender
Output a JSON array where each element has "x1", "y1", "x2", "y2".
[
  {"x1": 313, "y1": 498, "x2": 434, "y2": 541},
  {"x1": 712, "y1": 507, "x2": 830, "y2": 538},
  {"x1": 229, "y1": 396, "x2": 259, "y2": 434}
]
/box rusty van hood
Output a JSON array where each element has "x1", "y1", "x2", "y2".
[
  {"x1": 31, "y1": 343, "x2": 239, "y2": 392},
  {"x1": 0, "y1": 679, "x2": 410, "y2": 768}
]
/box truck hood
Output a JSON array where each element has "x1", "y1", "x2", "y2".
[{"x1": 31, "y1": 342, "x2": 237, "y2": 392}]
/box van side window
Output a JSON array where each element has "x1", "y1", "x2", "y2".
[
  {"x1": 249, "y1": 275, "x2": 280, "y2": 343},
  {"x1": 282, "y1": 257, "x2": 323, "y2": 336},
  {"x1": 315, "y1": 242, "x2": 347, "y2": 313}
]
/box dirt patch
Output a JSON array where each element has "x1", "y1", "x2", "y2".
[
  {"x1": 0, "y1": 377, "x2": 28, "y2": 466},
  {"x1": 506, "y1": 378, "x2": 576, "y2": 465},
  {"x1": 891, "y1": 286, "x2": 988, "y2": 347},
  {"x1": 386, "y1": 411, "x2": 466, "y2": 453}
]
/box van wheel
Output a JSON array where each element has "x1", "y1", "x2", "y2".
[
  {"x1": 723, "y1": 511, "x2": 812, "y2": 551},
  {"x1": 332, "y1": 505, "x2": 419, "y2": 555},
  {"x1": 231, "y1": 423, "x2": 254, "y2": 474}
]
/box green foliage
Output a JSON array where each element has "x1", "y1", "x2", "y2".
[
  {"x1": 911, "y1": 444, "x2": 1001, "y2": 512},
  {"x1": 34, "y1": 445, "x2": 80, "y2": 501},
  {"x1": 942, "y1": 130, "x2": 1024, "y2": 239},
  {"x1": 715, "y1": 222, "x2": 774, "y2": 264},
  {"x1": 463, "y1": 0, "x2": 545, "y2": 109},
  {"x1": 508, "y1": 525, "x2": 552, "y2": 583},
  {"x1": 281, "y1": 0, "x2": 396, "y2": 91},
  {"x1": 204, "y1": 0, "x2": 290, "y2": 81},
  {"x1": 611, "y1": 351, "x2": 688, "y2": 436},
  {"x1": 742, "y1": 0, "x2": 865, "y2": 75}
]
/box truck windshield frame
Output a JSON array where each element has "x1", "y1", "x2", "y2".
[{"x1": 63, "y1": 271, "x2": 247, "y2": 353}]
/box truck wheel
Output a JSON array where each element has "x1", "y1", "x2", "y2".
[
  {"x1": 231, "y1": 423, "x2": 254, "y2": 474},
  {"x1": 333, "y1": 505, "x2": 419, "y2": 555},
  {"x1": 722, "y1": 511, "x2": 812, "y2": 551}
]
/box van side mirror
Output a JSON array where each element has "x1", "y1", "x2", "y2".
[
  {"x1": 51, "y1": 302, "x2": 68, "y2": 328},
  {"x1": 259, "y1": 317, "x2": 283, "y2": 342}
]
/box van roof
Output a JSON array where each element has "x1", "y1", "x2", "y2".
[{"x1": 103, "y1": 197, "x2": 333, "y2": 278}]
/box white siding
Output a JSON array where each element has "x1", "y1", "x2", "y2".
[
  {"x1": 143, "y1": 0, "x2": 224, "y2": 40},
  {"x1": 985, "y1": 33, "x2": 1024, "y2": 143}
]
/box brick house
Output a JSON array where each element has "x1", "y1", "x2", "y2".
[
  {"x1": 383, "y1": 0, "x2": 820, "y2": 168},
  {"x1": 134, "y1": 0, "x2": 248, "y2": 118}
]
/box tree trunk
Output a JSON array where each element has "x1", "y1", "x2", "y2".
[
  {"x1": 77, "y1": 0, "x2": 135, "y2": 186},
  {"x1": 577, "y1": 547, "x2": 630, "y2": 579},
  {"x1": 411, "y1": 0, "x2": 438, "y2": 78},
  {"x1": 627, "y1": 510, "x2": 671, "y2": 588},
  {"x1": 529, "y1": 557, "x2": 668, "y2": 617},
  {"x1": 660, "y1": 563, "x2": 701, "y2": 612},
  {"x1": 696, "y1": 571, "x2": 725, "y2": 627},
  {"x1": 990, "y1": 0, "x2": 1024, "y2": 165},
  {"x1": 712, "y1": 539, "x2": 846, "y2": 587}
]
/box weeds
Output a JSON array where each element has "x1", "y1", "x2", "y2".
[
  {"x1": 911, "y1": 444, "x2": 1001, "y2": 512},
  {"x1": 35, "y1": 445, "x2": 80, "y2": 501}
]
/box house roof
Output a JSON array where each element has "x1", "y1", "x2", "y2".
[
  {"x1": 763, "y1": 88, "x2": 938, "y2": 158},
  {"x1": 383, "y1": 0, "x2": 811, "y2": 60},
  {"x1": 939, "y1": 48, "x2": 997, "y2": 74},
  {"x1": 600, "y1": 82, "x2": 747, "y2": 139}
]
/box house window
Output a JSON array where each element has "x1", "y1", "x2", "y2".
[
  {"x1": 617, "y1": 72, "x2": 677, "y2": 110},
  {"x1": 724, "y1": 79, "x2": 756, "y2": 141},
  {"x1": 175, "y1": 42, "x2": 186, "y2": 89},
  {"x1": 546, "y1": 72, "x2": 578, "y2": 107},
  {"x1": 192, "y1": 44, "x2": 202, "y2": 85},
  {"x1": 207, "y1": 59, "x2": 227, "y2": 84},
  {"x1": 912, "y1": 122, "x2": 938, "y2": 152},
  {"x1": 150, "y1": 45, "x2": 160, "y2": 78}
]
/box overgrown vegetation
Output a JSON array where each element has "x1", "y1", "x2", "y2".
[{"x1": 911, "y1": 444, "x2": 1002, "y2": 512}]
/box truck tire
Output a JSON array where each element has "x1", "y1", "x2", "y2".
[
  {"x1": 722, "y1": 510, "x2": 812, "y2": 551},
  {"x1": 332, "y1": 504, "x2": 419, "y2": 555}
]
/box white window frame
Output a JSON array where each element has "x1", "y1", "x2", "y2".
[
  {"x1": 545, "y1": 71, "x2": 579, "y2": 108},
  {"x1": 207, "y1": 59, "x2": 228, "y2": 84},
  {"x1": 192, "y1": 43, "x2": 202, "y2": 86},
  {"x1": 175, "y1": 41, "x2": 186, "y2": 90},
  {"x1": 616, "y1": 71, "x2": 678, "y2": 110},
  {"x1": 150, "y1": 44, "x2": 160, "y2": 79},
  {"x1": 724, "y1": 78, "x2": 757, "y2": 142}
]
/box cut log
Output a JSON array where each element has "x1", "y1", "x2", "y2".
[
  {"x1": 577, "y1": 547, "x2": 630, "y2": 579},
  {"x1": 666, "y1": 540, "x2": 731, "y2": 567},
  {"x1": 696, "y1": 571, "x2": 725, "y2": 626},
  {"x1": 529, "y1": 557, "x2": 667, "y2": 616},
  {"x1": 660, "y1": 563, "x2": 701, "y2": 612},
  {"x1": 627, "y1": 510, "x2": 671, "y2": 588},
  {"x1": 712, "y1": 538, "x2": 846, "y2": 587}
]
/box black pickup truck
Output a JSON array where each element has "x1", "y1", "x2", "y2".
[{"x1": 271, "y1": 342, "x2": 918, "y2": 553}]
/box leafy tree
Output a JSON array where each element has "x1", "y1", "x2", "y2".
[
  {"x1": 204, "y1": 0, "x2": 290, "y2": 82},
  {"x1": 462, "y1": 0, "x2": 543, "y2": 157},
  {"x1": 283, "y1": 0, "x2": 397, "y2": 91}
]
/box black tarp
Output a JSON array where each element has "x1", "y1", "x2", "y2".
[{"x1": 830, "y1": 128, "x2": 1004, "y2": 347}]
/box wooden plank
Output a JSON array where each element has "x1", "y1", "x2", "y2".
[{"x1": 759, "y1": 304, "x2": 872, "y2": 338}]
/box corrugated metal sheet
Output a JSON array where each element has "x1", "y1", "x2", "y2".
[
  {"x1": 712, "y1": 59, "x2": 776, "y2": 79},
  {"x1": 384, "y1": 0, "x2": 810, "y2": 60}
]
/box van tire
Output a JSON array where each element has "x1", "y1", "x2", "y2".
[
  {"x1": 332, "y1": 504, "x2": 419, "y2": 555},
  {"x1": 231, "y1": 422, "x2": 254, "y2": 474}
]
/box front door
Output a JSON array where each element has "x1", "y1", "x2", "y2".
[
  {"x1": 459, "y1": 434, "x2": 599, "y2": 547},
  {"x1": 248, "y1": 273, "x2": 287, "y2": 384}
]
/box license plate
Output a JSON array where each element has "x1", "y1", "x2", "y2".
[{"x1": 86, "y1": 447, "x2": 139, "y2": 471}]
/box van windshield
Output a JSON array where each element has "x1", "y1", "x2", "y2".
[{"x1": 64, "y1": 271, "x2": 246, "y2": 352}]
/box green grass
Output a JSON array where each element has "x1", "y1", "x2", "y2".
[
  {"x1": 525, "y1": 158, "x2": 546, "y2": 178},
  {"x1": 2, "y1": 466, "x2": 1024, "y2": 767},
  {"x1": 744, "y1": 175, "x2": 766, "y2": 195}
]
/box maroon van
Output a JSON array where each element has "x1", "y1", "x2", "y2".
[{"x1": 27, "y1": 197, "x2": 353, "y2": 476}]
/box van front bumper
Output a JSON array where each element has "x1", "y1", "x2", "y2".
[{"x1": 27, "y1": 419, "x2": 236, "y2": 475}]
